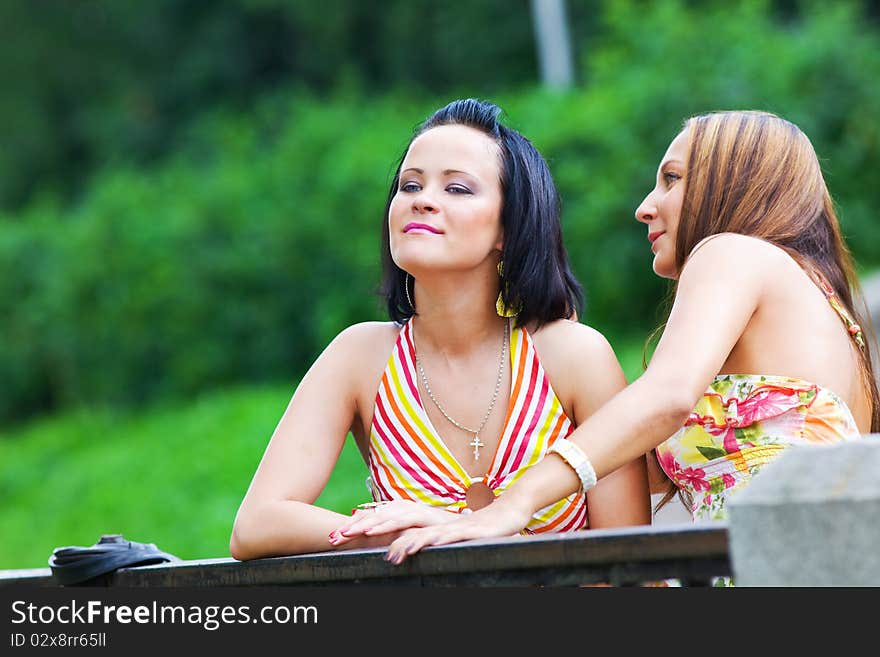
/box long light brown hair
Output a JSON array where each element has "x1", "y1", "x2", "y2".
[{"x1": 654, "y1": 110, "x2": 880, "y2": 512}]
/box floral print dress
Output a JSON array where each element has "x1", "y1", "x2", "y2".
[
  {"x1": 655, "y1": 373, "x2": 862, "y2": 522},
  {"x1": 656, "y1": 265, "x2": 868, "y2": 523}
]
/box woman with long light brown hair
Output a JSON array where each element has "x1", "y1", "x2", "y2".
[{"x1": 374, "y1": 110, "x2": 878, "y2": 563}]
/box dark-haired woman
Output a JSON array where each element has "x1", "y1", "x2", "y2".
[
  {"x1": 383, "y1": 110, "x2": 877, "y2": 565},
  {"x1": 229, "y1": 99, "x2": 651, "y2": 560}
]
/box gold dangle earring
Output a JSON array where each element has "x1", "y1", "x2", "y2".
[
  {"x1": 496, "y1": 261, "x2": 518, "y2": 318},
  {"x1": 405, "y1": 273, "x2": 416, "y2": 312}
]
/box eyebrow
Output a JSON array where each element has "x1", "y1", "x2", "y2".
[
  {"x1": 401, "y1": 167, "x2": 476, "y2": 177},
  {"x1": 660, "y1": 159, "x2": 685, "y2": 168}
]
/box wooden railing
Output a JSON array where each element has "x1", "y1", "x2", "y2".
[{"x1": 0, "y1": 522, "x2": 729, "y2": 587}]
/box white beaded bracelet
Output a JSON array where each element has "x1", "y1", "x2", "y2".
[{"x1": 548, "y1": 439, "x2": 598, "y2": 492}]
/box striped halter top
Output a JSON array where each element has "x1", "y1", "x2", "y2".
[{"x1": 367, "y1": 319, "x2": 588, "y2": 533}]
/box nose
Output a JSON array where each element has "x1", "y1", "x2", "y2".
[
  {"x1": 635, "y1": 191, "x2": 656, "y2": 224},
  {"x1": 412, "y1": 192, "x2": 439, "y2": 214}
]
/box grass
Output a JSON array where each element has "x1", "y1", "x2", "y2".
[
  {"x1": 0, "y1": 383, "x2": 369, "y2": 569},
  {"x1": 0, "y1": 335, "x2": 646, "y2": 571}
]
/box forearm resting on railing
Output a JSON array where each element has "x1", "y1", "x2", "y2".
[{"x1": 230, "y1": 500, "x2": 400, "y2": 560}]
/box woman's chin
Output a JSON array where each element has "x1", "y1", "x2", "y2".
[{"x1": 652, "y1": 256, "x2": 676, "y2": 280}]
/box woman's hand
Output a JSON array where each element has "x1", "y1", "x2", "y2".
[
  {"x1": 384, "y1": 495, "x2": 534, "y2": 564},
  {"x1": 328, "y1": 500, "x2": 458, "y2": 547}
]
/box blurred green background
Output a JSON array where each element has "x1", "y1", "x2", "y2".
[{"x1": 2, "y1": 0, "x2": 879, "y2": 568}]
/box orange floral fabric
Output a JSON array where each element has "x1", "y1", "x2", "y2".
[{"x1": 655, "y1": 374, "x2": 862, "y2": 522}]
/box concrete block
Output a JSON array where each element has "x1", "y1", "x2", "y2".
[{"x1": 727, "y1": 437, "x2": 880, "y2": 586}]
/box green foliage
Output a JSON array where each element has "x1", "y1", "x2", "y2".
[
  {"x1": 0, "y1": 94, "x2": 426, "y2": 421},
  {"x1": 0, "y1": 383, "x2": 370, "y2": 569},
  {"x1": 0, "y1": 0, "x2": 560, "y2": 210},
  {"x1": 2, "y1": 1, "x2": 880, "y2": 423}
]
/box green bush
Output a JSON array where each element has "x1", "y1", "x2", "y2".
[{"x1": 2, "y1": 0, "x2": 879, "y2": 423}]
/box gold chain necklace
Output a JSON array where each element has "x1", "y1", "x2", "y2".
[{"x1": 415, "y1": 320, "x2": 509, "y2": 462}]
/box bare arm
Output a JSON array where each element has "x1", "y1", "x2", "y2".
[
  {"x1": 385, "y1": 234, "x2": 766, "y2": 562},
  {"x1": 229, "y1": 323, "x2": 396, "y2": 559},
  {"x1": 536, "y1": 322, "x2": 651, "y2": 528}
]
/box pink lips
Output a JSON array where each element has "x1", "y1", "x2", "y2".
[
  {"x1": 648, "y1": 231, "x2": 665, "y2": 244},
  {"x1": 404, "y1": 222, "x2": 442, "y2": 234}
]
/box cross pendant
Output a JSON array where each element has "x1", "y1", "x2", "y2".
[{"x1": 469, "y1": 434, "x2": 485, "y2": 461}]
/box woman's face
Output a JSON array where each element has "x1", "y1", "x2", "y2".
[
  {"x1": 635, "y1": 129, "x2": 689, "y2": 280},
  {"x1": 388, "y1": 124, "x2": 504, "y2": 276}
]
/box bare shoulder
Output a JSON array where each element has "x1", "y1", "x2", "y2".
[
  {"x1": 333, "y1": 321, "x2": 401, "y2": 349},
  {"x1": 312, "y1": 321, "x2": 400, "y2": 382},
  {"x1": 685, "y1": 232, "x2": 790, "y2": 274},
  {"x1": 529, "y1": 319, "x2": 626, "y2": 421},
  {"x1": 529, "y1": 318, "x2": 618, "y2": 367},
  {"x1": 329, "y1": 321, "x2": 401, "y2": 368},
  {"x1": 529, "y1": 320, "x2": 623, "y2": 385},
  {"x1": 325, "y1": 322, "x2": 400, "y2": 423}
]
